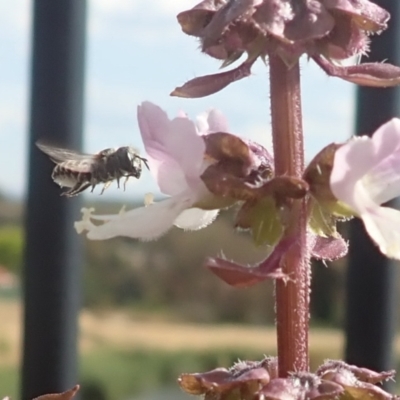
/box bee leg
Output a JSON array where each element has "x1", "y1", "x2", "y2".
[
  {"x1": 90, "y1": 178, "x2": 98, "y2": 193},
  {"x1": 64, "y1": 182, "x2": 91, "y2": 197},
  {"x1": 100, "y1": 181, "x2": 112, "y2": 195},
  {"x1": 116, "y1": 177, "x2": 120, "y2": 189},
  {"x1": 123, "y1": 177, "x2": 129, "y2": 191},
  {"x1": 61, "y1": 190, "x2": 75, "y2": 197}
]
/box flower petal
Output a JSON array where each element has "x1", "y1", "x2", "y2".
[
  {"x1": 331, "y1": 124, "x2": 400, "y2": 259},
  {"x1": 361, "y1": 206, "x2": 400, "y2": 259},
  {"x1": 331, "y1": 137, "x2": 374, "y2": 196},
  {"x1": 137, "y1": 102, "x2": 205, "y2": 194},
  {"x1": 196, "y1": 109, "x2": 230, "y2": 134},
  {"x1": 361, "y1": 119, "x2": 400, "y2": 204},
  {"x1": 75, "y1": 194, "x2": 194, "y2": 241},
  {"x1": 174, "y1": 208, "x2": 219, "y2": 230},
  {"x1": 331, "y1": 119, "x2": 400, "y2": 209}
]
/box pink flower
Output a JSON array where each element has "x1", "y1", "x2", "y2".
[
  {"x1": 75, "y1": 102, "x2": 230, "y2": 240},
  {"x1": 330, "y1": 118, "x2": 400, "y2": 259}
]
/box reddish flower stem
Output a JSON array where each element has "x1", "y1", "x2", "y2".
[{"x1": 269, "y1": 55, "x2": 310, "y2": 375}]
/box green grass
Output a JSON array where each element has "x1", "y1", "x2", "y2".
[{"x1": 0, "y1": 365, "x2": 19, "y2": 398}]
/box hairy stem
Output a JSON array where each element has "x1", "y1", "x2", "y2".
[{"x1": 269, "y1": 55, "x2": 310, "y2": 375}]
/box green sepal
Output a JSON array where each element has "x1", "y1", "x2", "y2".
[
  {"x1": 309, "y1": 201, "x2": 339, "y2": 237},
  {"x1": 236, "y1": 197, "x2": 283, "y2": 247}
]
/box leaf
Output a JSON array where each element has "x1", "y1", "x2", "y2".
[
  {"x1": 170, "y1": 60, "x2": 254, "y2": 98},
  {"x1": 314, "y1": 55, "x2": 400, "y2": 88},
  {"x1": 205, "y1": 236, "x2": 294, "y2": 288}
]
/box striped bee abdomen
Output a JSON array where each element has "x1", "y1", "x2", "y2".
[{"x1": 37, "y1": 142, "x2": 149, "y2": 197}]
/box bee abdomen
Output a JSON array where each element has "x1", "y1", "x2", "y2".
[{"x1": 52, "y1": 165, "x2": 91, "y2": 188}]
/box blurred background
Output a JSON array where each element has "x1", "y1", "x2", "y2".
[{"x1": 1, "y1": 1, "x2": 395, "y2": 400}]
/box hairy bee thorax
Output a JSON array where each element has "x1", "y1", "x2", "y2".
[{"x1": 37, "y1": 143, "x2": 149, "y2": 197}]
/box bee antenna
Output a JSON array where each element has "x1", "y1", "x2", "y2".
[{"x1": 141, "y1": 157, "x2": 150, "y2": 170}]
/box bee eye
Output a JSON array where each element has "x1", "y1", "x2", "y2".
[
  {"x1": 127, "y1": 152, "x2": 140, "y2": 167},
  {"x1": 127, "y1": 151, "x2": 135, "y2": 162}
]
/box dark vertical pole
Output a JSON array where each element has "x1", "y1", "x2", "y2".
[
  {"x1": 22, "y1": 1, "x2": 86, "y2": 399},
  {"x1": 345, "y1": 0, "x2": 400, "y2": 382}
]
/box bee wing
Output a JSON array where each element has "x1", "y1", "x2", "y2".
[
  {"x1": 36, "y1": 142, "x2": 97, "y2": 174},
  {"x1": 36, "y1": 142, "x2": 94, "y2": 163}
]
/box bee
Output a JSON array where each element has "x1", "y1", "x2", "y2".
[{"x1": 37, "y1": 142, "x2": 149, "y2": 197}]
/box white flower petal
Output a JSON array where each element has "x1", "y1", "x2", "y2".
[
  {"x1": 144, "y1": 193, "x2": 154, "y2": 206},
  {"x1": 174, "y1": 208, "x2": 219, "y2": 231},
  {"x1": 169, "y1": 116, "x2": 206, "y2": 178},
  {"x1": 195, "y1": 112, "x2": 209, "y2": 134},
  {"x1": 207, "y1": 109, "x2": 229, "y2": 133},
  {"x1": 361, "y1": 119, "x2": 400, "y2": 204},
  {"x1": 330, "y1": 118, "x2": 400, "y2": 260},
  {"x1": 75, "y1": 208, "x2": 97, "y2": 234},
  {"x1": 78, "y1": 206, "x2": 126, "y2": 222},
  {"x1": 137, "y1": 101, "x2": 205, "y2": 195},
  {"x1": 331, "y1": 137, "x2": 375, "y2": 198},
  {"x1": 331, "y1": 118, "x2": 400, "y2": 210},
  {"x1": 77, "y1": 194, "x2": 194, "y2": 241},
  {"x1": 362, "y1": 206, "x2": 400, "y2": 259},
  {"x1": 196, "y1": 109, "x2": 229, "y2": 134},
  {"x1": 369, "y1": 118, "x2": 400, "y2": 162},
  {"x1": 362, "y1": 152, "x2": 400, "y2": 204},
  {"x1": 151, "y1": 158, "x2": 188, "y2": 195}
]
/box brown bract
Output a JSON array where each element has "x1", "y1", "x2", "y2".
[
  {"x1": 205, "y1": 236, "x2": 295, "y2": 287},
  {"x1": 303, "y1": 142, "x2": 339, "y2": 204},
  {"x1": 201, "y1": 132, "x2": 275, "y2": 200},
  {"x1": 260, "y1": 373, "x2": 344, "y2": 400},
  {"x1": 206, "y1": 233, "x2": 348, "y2": 288},
  {"x1": 304, "y1": 141, "x2": 353, "y2": 253},
  {"x1": 179, "y1": 358, "x2": 398, "y2": 400},
  {"x1": 33, "y1": 386, "x2": 80, "y2": 400},
  {"x1": 173, "y1": 0, "x2": 400, "y2": 98},
  {"x1": 317, "y1": 360, "x2": 396, "y2": 385},
  {"x1": 200, "y1": 133, "x2": 348, "y2": 288},
  {"x1": 179, "y1": 357, "x2": 278, "y2": 400},
  {"x1": 309, "y1": 235, "x2": 348, "y2": 260},
  {"x1": 201, "y1": 132, "x2": 308, "y2": 203},
  {"x1": 202, "y1": 132, "x2": 308, "y2": 245},
  {"x1": 317, "y1": 360, "x2": 399, "y2": 400}
]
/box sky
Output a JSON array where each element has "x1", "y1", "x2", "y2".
[{"x1": 0, "y1": 0, "x2": 357, "y2": 201}]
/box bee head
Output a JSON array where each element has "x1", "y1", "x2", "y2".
[{"x1": 126, "y1": 147, "x2": 149, "y2": 171}]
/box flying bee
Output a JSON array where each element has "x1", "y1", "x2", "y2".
[{"x1": 36, "y1": 142, "x2": 149, "y2": 197}]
